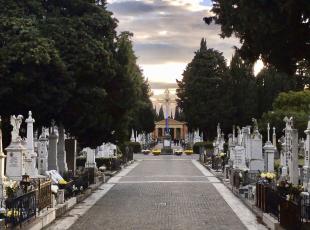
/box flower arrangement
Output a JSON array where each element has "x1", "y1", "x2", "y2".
[
  {"x1": 175, "y1": 150, "x2": 183, "y2": 156},
  {"x1": 260, "y1": 172, "x2": 276, "y2": 182},
  {"x1": 184, "y1": 149, "x2": 193, "y2": 155},
  {"x1": 277, "y1": 180, "x2": 304, "y2": 200},
  {"x1": 5, "y1": 209, "x2": 20, "y2": 218},
  {"x1": 5, "y1": 181, "x2": 18, "y2": 198},
  {"x1": 142, "y1": 149, "x2": 150, "y2": 155},
  {"x1": 59, "y1": 179, "x2": 68, "y2": 185},
  {"x1": 152, "y1": 149, "x2": 161, "y2": 155}
]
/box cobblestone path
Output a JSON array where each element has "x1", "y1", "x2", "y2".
[{"x1": 66, "y1": 155, "x2": 265, "y2": 230}]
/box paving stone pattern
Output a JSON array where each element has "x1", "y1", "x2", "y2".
[{"x1": 69, "y1": 155, "x2": 247, "y2": 230}]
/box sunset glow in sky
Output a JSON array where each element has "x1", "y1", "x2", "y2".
[{"x1": 107, "y1": 0, "x2": 263, "y2": 87}]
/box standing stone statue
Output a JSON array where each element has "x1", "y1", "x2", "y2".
[
  {"x1": 10, "y1": 115, "x2": 23, "y2": 142},
  {"x1": 48, "y1": 120, "x2": 58, "y2": 171}
]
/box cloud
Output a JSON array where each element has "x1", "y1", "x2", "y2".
[
  {"x1": 149, "y1": 82, "x2": 178, "y2": 89},
  {"x1": 107, "y1": 0, "x2": 239, "y2": 83}
]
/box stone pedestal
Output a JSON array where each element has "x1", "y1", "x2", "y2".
[
  {"x1": 161, "y1": 134, "x2": 172, "y2": 155},
  {"x1": 263, "y1": 141, "x2": 276, "y2": 172},
  {"x1": 85, "y1": 149, "x2": 96, "y2": 168},
  {"x1": 57, "y1": 125, "x2": 68, "y2": 175},
  {"x1": 5, "y1": 141, "x2": 27, "y2": 181},
  {"x1": 48, "y1": 127, "x2": 58, "y2": 171}
]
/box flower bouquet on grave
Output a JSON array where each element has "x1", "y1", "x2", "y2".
[
  {"x1": 219, "y1": 152, "x2": 226, "y2": 160},
  {"x1": 152, "y1": 149, "x2": 161, "y2": 156},
  {"x1": 259, "y1": 172, "x2": 276, "y2": 184},
  {"x1": 184, "y1": 149, "x2": 193, "y2": 155},
  {"x1": 142, "y1": 149, "x2": 150, "y2": 155}
]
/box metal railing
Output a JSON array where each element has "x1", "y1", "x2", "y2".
[
  {"x1": 5, "y1": 191, "x2": 36, "y2": 227},
  {"x1": 37, "y1": 180, "x2": 52, "y2": 211},
  {"x1": 256, "y1": 183, "x2": 303, "y2": 229}
]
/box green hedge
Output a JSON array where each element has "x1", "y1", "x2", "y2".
[
  {"x1": 193, "y1": 142, "x2": 213, "y2": 154},
  {"x1": 124, "y1": 142, "x2": 141, "y2": 153}
]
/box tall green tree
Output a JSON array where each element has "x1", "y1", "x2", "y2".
[
  {"x1": 205, "y1": 0, "x2": 310, "y2": 74},
  {"x1": 116, "y1": 32, "x2": 155, "y2": 136},
  {"x1": 0, "y1": 0, "x2": 154, "y2": 148},
  {"x1": 228, "y1": 53, "x2": 257, "y2": 126},
  {"x1": 174, "y1": 106, "x2": 180, "y2": 121},
  {"x1": 0, "y1": 5, "x2": 73, "y2": 147},
  {"x1": 177, "y1": 38, "x2": 232, "y2": 139},
  {"x1": 158, "y1": 105, "x2": 165, "y2": 121}
]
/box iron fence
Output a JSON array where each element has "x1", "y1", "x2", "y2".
[
  {"x1": 37, "y1": 180, "x2": 52, "y2": 211},
  {"x1": 256, "y1": 183, "x2": 303, "y2": 229},
  {"x1": 280, "y1": 198, "x2": 301, "y2": 230},
  {"x1": 5, "y1": 190, "x2": 36, "y2": 227}
]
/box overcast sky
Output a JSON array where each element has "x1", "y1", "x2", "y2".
[{"x1": 106, "y1": 0, "x2": 240, "y2": 87}]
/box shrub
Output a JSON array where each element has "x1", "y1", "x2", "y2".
[
  {"x1": 193, "y1": 142, "x2": 213, "y2": 154},
  {"x1": 125, "y1": 142, "x2": 141, "y2": 153}
]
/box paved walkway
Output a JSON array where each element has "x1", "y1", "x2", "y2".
[{"x1": 48, "y1": 155, "x2": 266, "y2": 230}]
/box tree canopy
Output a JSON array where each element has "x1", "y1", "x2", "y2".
[
  {"x1": 259, "y1": 90, "x2": 310, "y2": 138},
  {"x1": 177, "y1": 39, "x2": 232, "y2": 139},
  {"x1": 205, "y1": 0, "x2": 310, "y2": 74},
  {"x1": 0, "y1": 0, "x2": 154, "y2": 148}
]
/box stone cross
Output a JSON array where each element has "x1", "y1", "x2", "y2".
[
  {"x1": 24, "y1": 111, "x2": 38, "y2": 177},
  {"x1": 263, "y1": 123, "x2": 276, "y2": 172},
  {"x1": 10, "y1": 115, "x2": 23, "y2": 142}
]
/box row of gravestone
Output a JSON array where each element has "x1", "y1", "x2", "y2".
[
  {"x1": 0, "y1": 112, "x2": 103, "y2": 201},
  {"x1": 213, "y1": 116, "x2": 310, "y2": 191}
]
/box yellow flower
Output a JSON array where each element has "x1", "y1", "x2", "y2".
[
  {"x1": 59, "y1": 179, "x2": 67, "y2": 185},
  {"x1": 219, "y1": 152, "x2": 225, "y2": 157},
  {"x1": 6, "y1": 209, "x2": 19, "y2": 217},
  {"x1": 260, "y1": 173, "x2": 266, "y2": 178}
]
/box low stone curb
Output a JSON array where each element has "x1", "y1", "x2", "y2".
[{"x1": 201, "y1": 163, "x2": 274, "y2": 229}]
